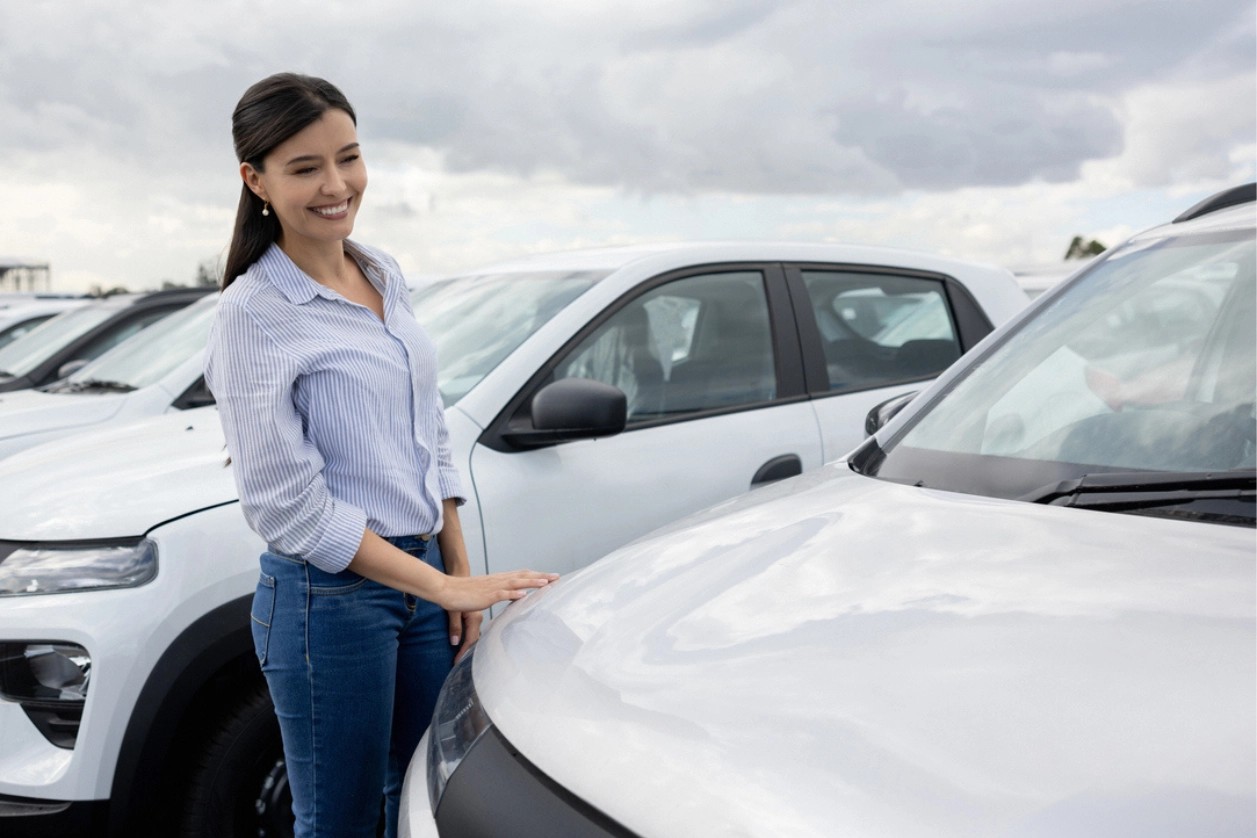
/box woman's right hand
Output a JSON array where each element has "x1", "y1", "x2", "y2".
[{"x1": 437, "y1": 570, "x2": 559, "y2": 612}]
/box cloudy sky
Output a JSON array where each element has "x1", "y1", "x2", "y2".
[{"x1": 1, "y1": 0, "x2": 1253, "y2": 293}]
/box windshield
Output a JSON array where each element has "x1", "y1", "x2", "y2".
[
  {"x1": 63, "y1": 294, "x2": 218, "y2": 390},
  {"x1": 859, "y1": 226, "x2": 1255, "y2": 518},
  {"x1": 0, "y1": 305, "x2": 118, "y2": 378},
  {"x1": 411, "y1": 270, "x2": 605, "y2": 405},
  {"x1": 0, "y1": 314, "x2": 56, "y2": 350}
]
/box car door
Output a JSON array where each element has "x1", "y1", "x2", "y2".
[
  {"x1": 784, "y1": 265, "x2": 993, "y2": 462},
  {"x1": 469, "y1": 264, "x2": 825, "y2": 574}
]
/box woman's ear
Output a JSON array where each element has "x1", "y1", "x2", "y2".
[{"x1": 240, "y1": 162, "x2": 267, "y2": 202}]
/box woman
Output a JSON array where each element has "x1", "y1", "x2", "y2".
[{"x1": 204, "y1": 73, "x2": 556, "y2": 837}]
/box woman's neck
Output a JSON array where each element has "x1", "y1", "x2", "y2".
[{"x1": 277, "y1": 235, "x2": 352, "y2": 290}]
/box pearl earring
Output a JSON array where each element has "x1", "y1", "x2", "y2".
[{"x1": 262, "y1": 201, "x2": 270, "y2": 217}]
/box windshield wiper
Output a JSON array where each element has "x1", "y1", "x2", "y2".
[
  {"x1": 1020, "y1": 470, "x2": 1256, "y2": 526},
  {"x1": 48, "y1": 378, "x2": 138, "y2": 394}
]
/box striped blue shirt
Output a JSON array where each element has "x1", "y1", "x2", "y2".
[{"x1": 204, "y1": 241, "x2": 464, "y2": 574}]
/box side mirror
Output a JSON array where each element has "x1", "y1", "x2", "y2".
[
  {"x1": 174, "y1": 377, "x2": 216, "y2": 410},
  {"x1": 56, "y1": 359, "x2": 88, "y2": 380},
  {"x1": 864, "y1": 391, "x2": 917, "y2": 436},
  {"x1": 502, "y1": 378, "x2": 627, "y2": 449}
]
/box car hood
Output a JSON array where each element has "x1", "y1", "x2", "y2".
[
  {"x1": 0, "y1": 387, "x2": 126, "y2": 440},
  {"x1": 0, "y1": 406, "x2": 238, "y2": 540},
  {"x1": 476, "y1": 464, "x2": 1256, "y2": 838}
]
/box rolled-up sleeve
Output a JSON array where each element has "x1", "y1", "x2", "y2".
[
  {"x1": 205, "y1": 301, "x2": 367, "y2": 573},
  {"x1": 432, "y1": 401, "x2": 466, "y2": 504}
]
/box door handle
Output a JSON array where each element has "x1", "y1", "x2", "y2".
[{"x1": 751, "y1": 454, "x2": 802, "y2": 488}]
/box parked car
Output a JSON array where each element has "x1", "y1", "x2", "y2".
[
  {"x1": 405, "y1": 187, "x2": 1257, "y2": 836},
  {"x1": 1010, "y1": 257, "x2": 1095, "y2": 298},
  {"x1": 0, "y1": 287, "x2": 212, "y2": 393},
  {"x1": 0, "y1": 241, "x2": 1026, "y2": 836},
  {"x1": 0, "y1": 294, "x2": 218, "y2": 459},
  {"x1": 0, "y1": 297, "x2": 90, "y2": 350}
]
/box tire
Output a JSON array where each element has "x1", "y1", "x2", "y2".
[{"x1": 180, "y1": 682, "x2": 292, "y2": 838}]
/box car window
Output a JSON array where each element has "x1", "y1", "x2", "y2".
[
  {"x1": 0, "y1": 306, "x2": 117, "y2": 378},
  {"x1": 0, "y1": 315, "x2": 54, "y2": 350},
  {"x1": 71, "y1": 307, "x2": 179, "y2": 367},
  {"x1": 412, "y1": 270, "x2": 605, "y2": 406},
  {"x1": 67, "y1": 295, "x2": 218, "y2": 390},
  {"x1": 799, "y1": 270, "x2": 961, "y2": 392},
  {"x1": 554, "y1": 271, "x2": 775, "y2": 423}
]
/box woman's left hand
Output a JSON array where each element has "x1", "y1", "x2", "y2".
[{"x1": 449, "y1": 609, "x2": 484, "y2": 663}]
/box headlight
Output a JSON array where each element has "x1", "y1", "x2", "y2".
[
  {"x1": 0, "y1": 538, "x2": 157, "y2": 596},
  {"x1": 427, "y1": 645, "x2": 493, "y2": 812}
]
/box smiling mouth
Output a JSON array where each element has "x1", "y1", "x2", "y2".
[{"x1": 312, "y1": 200, "x2": 351, "y2": 218}]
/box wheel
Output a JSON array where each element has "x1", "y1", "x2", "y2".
[{"x1": 180, "y1": 681, "x2": 293, "y2": 838}]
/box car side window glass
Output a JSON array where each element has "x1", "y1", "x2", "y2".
[
  {"x1": 800, "y1": 270, "x2": 961, "y2": 393},
  {"x1": 554, "y1": 271, "x2": 776, "y2": 423}
]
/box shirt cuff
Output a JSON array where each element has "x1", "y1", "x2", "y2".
[
  {"x1": 439, "y1": 467, "x2": 466, "y2": 506},
  {"x1": 303, "y1": 500, "x2": 369, "y2": 574}
]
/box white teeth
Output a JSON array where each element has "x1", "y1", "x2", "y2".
[{"x1": 314, "y1": 201, "x2": 349, "y2": 216}]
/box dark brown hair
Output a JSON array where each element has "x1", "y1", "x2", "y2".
[{"x1": 222, "y1": 73, "x2": 357, "y2": 289}]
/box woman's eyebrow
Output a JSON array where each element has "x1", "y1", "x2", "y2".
[{"x1": 283, "y1": 143, "x2": 361, "y2": 167}]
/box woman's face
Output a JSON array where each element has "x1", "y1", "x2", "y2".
[{"x1": 242, "y1": 108, "x2": 367, "y2": 251}]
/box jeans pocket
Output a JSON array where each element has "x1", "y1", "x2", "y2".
[{"x1": 251, "y1": 573, "x2": 276, "y2": 667}]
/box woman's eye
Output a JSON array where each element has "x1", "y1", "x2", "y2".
[
  {"x1": 340, "y1": 154, "x2": 360, "y2": 165},
  {"x1": 294, "y1": 166, "x2": 317, "y2": 175}
]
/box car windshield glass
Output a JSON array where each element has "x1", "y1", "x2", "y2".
[
  {"x1": 0, "y1": 304, "x2": 118, "y2": 378},
  {"x1": 0, "y1": 314, "x2": 56, "y2": 350},
  {"x1": 861, "y1": 226, "x2": 1256, "y2": 508},
  {"x1": 411, "y1": 270, "x2": 605, "y2": 406},
  {"x1": 65, "y1": 294, "x2": 217, "y2": 390}
]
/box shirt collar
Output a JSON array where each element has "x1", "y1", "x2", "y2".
[{"x1": 257, "y1": 241, "x2": 393, "y2": 306}]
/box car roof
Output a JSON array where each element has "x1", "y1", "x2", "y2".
[
  {"x1": 457, "y1": 240, "x2": 1009, "y2": 279},
  {"x1": 73, "y1": 287, "x2": 214, "y2": 311}
]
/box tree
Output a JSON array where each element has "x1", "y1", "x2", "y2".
[
  {"x1": 88, "y1": 283, "x2": 130, "y2": 297},
  {"x1": 195, "y1": 258, "x2": 220, "y2": 287},
  {"x1": 1065, "y1": 236, "x2": 1106, "y2": 260}
]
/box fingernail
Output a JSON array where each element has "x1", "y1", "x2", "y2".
[{"x1": 450, "y1": 636, "x2": 460, "y2": 646}]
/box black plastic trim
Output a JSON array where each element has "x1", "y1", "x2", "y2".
[
  {"x1": 0, "y1": 794, "x2": 107, "y2": 835},
  {"x1": 1173, "y1": 182, "x2": 1255, "y2": 223},
  {"x1": 751, "y1": 454, "x2": 803, "y2": 486},
  {"x1": 172, "y1": 374, "x2": 216, "y2": 410},
  {"x1": 108, "y1": 594, "x2": 255, "y2": 835},
  {"x1": 942, "y1": 278, "x2": 996, "y2": 350},
  {"x1": 762, "y1": 264, "x2": 806, "y2": 398},
  {"x1": 436, "y1": 724, "x2": 638, "y2": 837}
]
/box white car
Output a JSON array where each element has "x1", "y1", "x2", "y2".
[
  {"x1": 404, "y1": 188, "x2": 1257, "y2": 836},
  {"x1": 0, "y1": 241, "x2": 1026, "y2": 836},
  {"x1": 0, "y1": 287, "x2": 212, "y2": 393},
  {"x1": 0, "y1": 294, "x2": 218, "y2": 459},
  {"x1": 0, "y1": 297, "x2": 89, "y2": 350}
]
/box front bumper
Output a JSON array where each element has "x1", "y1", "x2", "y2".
[
  {"x1": 400, "y1": 720, "x2": 636, "y2": 838},
  {"x1": 399, "y1": 730, "x2": 439, "y2": 838},
  {"x1": 0, "y1": 504, "x2": 262, "y2": 810}
]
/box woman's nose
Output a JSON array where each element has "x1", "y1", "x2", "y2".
[{"x1": 321, "y1": 168, "x2": 345, "y2": 195}]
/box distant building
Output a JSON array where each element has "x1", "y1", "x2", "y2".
[{"x1": 0, "y1": 259, "x2": 51, "y2": 293}]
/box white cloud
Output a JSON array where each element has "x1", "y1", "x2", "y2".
[{"x1": 0, "y1": 0, "x2": 1251, "y2": 292}]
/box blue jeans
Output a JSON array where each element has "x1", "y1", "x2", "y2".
[{"x1": 251, "y1": 535, "x2": 454, "y2": 838}]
